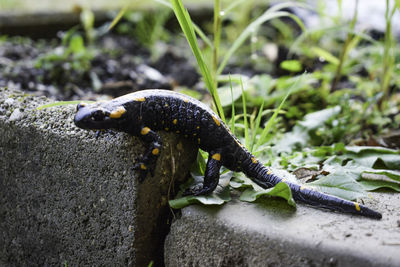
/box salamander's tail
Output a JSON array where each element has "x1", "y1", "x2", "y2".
[
  {"x1": 288, "y1": 183, "x2": 382, "y2": 219},
  {"x1": 248, "y1": 164, "x2": 382, "y2": 219}
]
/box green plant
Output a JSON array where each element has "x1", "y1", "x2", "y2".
[
  {"x1": 331, "y1": 0, "x2": 359, "y2": 91},
  {"x1": 117, "y1": 9, "x2": 171, "y2": 48},
  {"x1": 35, "y1": 30, "x2": 95, "y2": 74},
  {"x1": 170, "y1": 0, "x2": 225, "y2": 121},
  {"x1": 170, "y1": 0, "x2": 306, "y2": 121},
  {"x1": 80, "y1": 7, "x2": 95, "y2": 45},
  {"x1": 379, "y1": 0, "x2": 399, "y2": 108}
]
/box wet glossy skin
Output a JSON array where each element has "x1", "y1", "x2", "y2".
[{"x1": 74, "y1": 89, "x2": 382, "y2": 219}]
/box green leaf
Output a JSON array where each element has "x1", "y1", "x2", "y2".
[
  {"x1": 343, "y1": 146, "x2": 400, "y2": 169},
  {"x1": 168, "y1": 185, "x2": 231, "y2": 209},
  {"x1": 169, "y1": 172, "x2": 231, "y2": 209},
  {"x1": 274, "y1": 106, "x2": 341, "y2": 153},
  {"x1": 307, "y1": 171, "x2": 366, "y2": 200},
  {"x1": 68, "y1": 35, "x2": 85, "y2": 54},
  {"x1": 363, "y1": 170, "x2": 400, "y2": 182},
  {"x1": 240, "y1": 182, "x2": 296, "y2": 207},
  {"x1": 280, "y1": 60, "x2": 302, "y2": 72},
  {"x1": 359, "y1": 179, "x2": 400, "y2": 192}
]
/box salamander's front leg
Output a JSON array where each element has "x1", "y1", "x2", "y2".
[
  {"x1": 184, "y1": 152, "x2": 222, "y2": 196},
  {"x1": 134, "y1": 126, "x2": 162, "y2": 182}
]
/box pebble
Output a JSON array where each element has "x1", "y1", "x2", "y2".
[
  {"x1": 9, "y1": 108, "x2": 23, "y2": 121},
  {"x1": 4, "y1": 98, "x2": 15, "y2": 106}
]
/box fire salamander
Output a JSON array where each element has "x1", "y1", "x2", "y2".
[{"x1": 74, "y1": 89, "x2": 382, "y2": 219}]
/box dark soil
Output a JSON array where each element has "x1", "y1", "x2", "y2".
[{"x1": 0, "y1": 33, "x2": 200, "y2": 100}]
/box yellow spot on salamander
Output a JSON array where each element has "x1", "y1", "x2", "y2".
[
  {"x1": 165, "y1": 128, "x2": 169, "y2": 131},
  {"x1": 140, "y1": 164, "x2": 147, "y2": 170},
  {"x1": 173, "y1": 119, "x2": 178, "y2": 125},
  {"x1": 251, "y1": 157, "x2": 257, "y2": 164},
  {"x1": 281, "y1": 178, "x2": 287, "y2": 182},
  {"x1": 135, "y1": 97, "x2": 146, "y2": 102},
  {"x1": 267, "y1": 169, "x2": 272, "y2": 175},
  {"x1": 193, "y1": 133, "x2": 197, "y2": 136},
  {"x1": 183, "y1": 98, "x2": 189, "y2": 103},
  {"x1": 212, "y1": 116, "x2": 221, "y2": 126},
  {"x1": 176, "y1": 130, "x2": 180, "y2": 134},
  {"x1": 162, "y1": 120, "x2": 165, "y2": 124},
  {"x1": 212, "y1": 153, "x2": 221, "y2": 161},
  {"x1": 109, "y1": 106, "x2": 126, "y2": 119},
  {"x1": 164, "y1": 103, "x2": 169, "y2": 107},
  {"x1": 152, "y1": 148, "x2": 159, "y2": 155},
  {"x1": 300, "y1": 186, "x2": 306, "y2": 190},
  {"x1": 197, "y1": 138, "x2": 201, "y2": 144},
  {"x1": 141, "y1": 127, "x2": 151, "y2": 135},
  {"x1": 354, "y1": 202, "x2": 361, "y2": 211},
  {"x1": 196, "y1": 126, "x2": 200, "y2": 129}
]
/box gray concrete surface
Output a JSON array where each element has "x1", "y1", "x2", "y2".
[
  {"x1": 0, "y1": 87, "x2": 197, "y2": 266},
  {"x1": 165, "y1": 186, "x2": 400, "y2": 266}
]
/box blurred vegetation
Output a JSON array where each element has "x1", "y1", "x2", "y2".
[
  {"x1": 1, "y1": 0, "x2": 399, "y2": 207},
  {"x1": 165, "y1": 0, "x2": 400, "y2": 207}
]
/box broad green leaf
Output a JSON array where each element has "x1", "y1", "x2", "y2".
[
  {"x1": 169, "y1": 185, "x2": 231, "y2": 209},
  {"x1": 274, "y1": 106, "x2": 341, "y2": 153},
  {"x1": 363, "y1": 170, "x2": 400, "y2": 182},
  {"x1": 298, "y1": 106, "x2": 341, "y2": 130},
  {"x1": 240, "y1": 182, "x2": 296, "y2": 207},
  {"x1": 217, "y1": 83, "x2": 243, "y2": 107},
  {"x1": 359, "y1": 179, "x2": 400, "y2": 192},
  {"x1": 230, "y1": 173, "x2": 260, "y2": 189},
  {"x1": 169, "y1": 172, "x2": 231, "y2": 209},
  {"x1": 307, "y1": 171, "x2": 366, "y2": 200},
  {"x1": 343, "y1": 146, "x2": 400, "y2": 169}
]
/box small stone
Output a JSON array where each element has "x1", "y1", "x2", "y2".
[
  {"x1": 4, "y1": 98, "x2": 15, "y2": 106},
  {"x1": 9, "y1": 108, "x2": 23, "y2": 121}
]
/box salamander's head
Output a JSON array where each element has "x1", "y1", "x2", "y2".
[{"x1": 74, "y1": 102, "x2": 127, "y2": 130}]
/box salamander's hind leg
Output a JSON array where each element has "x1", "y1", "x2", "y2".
[
  {"x1": 133, "y1": 126, "x2": 162, "y2": 182},
  {"x1": 184, "y1": 152, "x2": 222, "y2": 196}
]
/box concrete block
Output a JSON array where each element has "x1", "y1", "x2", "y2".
[
  {"x1": 165, "y1": 181, "x2": 400, "y2": 266},
  {"x1": 0, "y1": 87, "x2": 197, "y2": 266}
]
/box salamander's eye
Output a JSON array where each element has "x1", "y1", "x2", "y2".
[{"x1": 91, "y1": 110, "x2": 105, "y2": 121}]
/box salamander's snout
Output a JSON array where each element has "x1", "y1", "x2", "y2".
[
  {"x1": 74, "y1": 103, "x2": 121, "y2": 130},
  {"x1": 74, "y1": 104, "x2": 92, "y2": 129}
]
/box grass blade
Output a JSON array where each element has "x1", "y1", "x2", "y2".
[
  {"x1": 171, "y1": 0, "x2": 225, "y2": 122},
  {"x1": 240, "y1": 77, "x2": 249, "y2": 149},
  {"x1": 254, "y1": 74, "x2": 304, "y2": 152},
  {"x1": 37, "y1": 100, "x2": 94, "y2": 110},
  {"x1": 229, "y1": 74, "x2": 236, "y2": 135},
  {"x1": 250, "y1": 100, "x2": 265, "y2": 153},
  {"x1": 217, "y1": 10, "x2": 305, "y2": 75},
  {"x1": 108, "y1": 6, "x2": 128, "y2": 31}
]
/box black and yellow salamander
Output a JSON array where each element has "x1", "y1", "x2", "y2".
[{"x1": 74, "y1": 89, "x2": 382, "y2": 219}]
